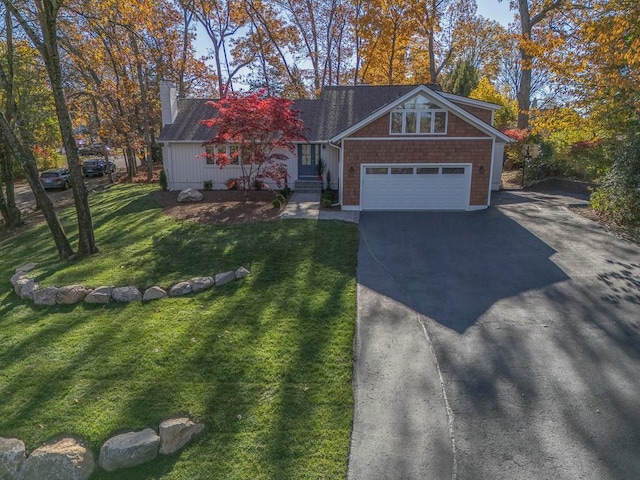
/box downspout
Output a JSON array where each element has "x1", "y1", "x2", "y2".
[
  {"x1": 329, "y1": 140, "x2": 342, "y2": 206},
  {"x1": 488, "y1": 138, "x2": 495, "y2": 206}
]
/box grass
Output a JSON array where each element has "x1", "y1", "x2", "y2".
[{"x1": 0, "y1": 184, "x2": 358, "y2": 479}]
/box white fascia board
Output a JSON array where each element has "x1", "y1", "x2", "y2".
[
  {"x1": 440, "y1": 93, "x2": 502, "y2": 111},
  {"x1": 330, "y1": 84, "x2": 513, "y2": 144}
]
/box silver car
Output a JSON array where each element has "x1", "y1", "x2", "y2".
[{"x1": 40, "y1": 168, "x2": 71, "y2": 190}]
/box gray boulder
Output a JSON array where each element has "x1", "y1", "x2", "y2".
[
  {"x1": 56, "y1": 285, "x2": 90, "y2": 305},
  {"x1": 9, "y1": 272, "x2": 25, "y2": 289},
  {"x1": 17, "y1": 280, "x2": 38, "y2": 301},
  {"x1": 235, "y1": 266, "x2": 250, "y2": 279},
  {"x1": 214, "y1": 271, "x2": 236, "y2": 286},
  {"x1": 190, "y1": 277, "x2": 214, "y2": 293},
  {"x1": 17, "y1": 437, "x2": 94, "y2": 480},
  {"x1": 32, "y1": 287, "x2": 59, "y2": 306},
  {"x1": 0, "y1": 437, "x2": 25, "y2": 480},
  {"x1": 98, "y1": 429, "x2": 160, "y2": 472},
  {"x1": 14, "y1": 263, "x2": 37, "y2": 274},
  {"x1": 84, "y1": 287, "x2": 112, "y2": 304},
  {"x1": 169, "y1": 281, "x2": 192, "y2": 297},
  {"x1": 112, "y1": 286, "x2": 141, "y2": 303},
  {"x1": 12, "y1": 276, "x2": 32, "y2": 296},
  {"x1": 159, "y1": 418, "x2": 205, "y2": 455},
  {"x1": 143, "y1": 286, "x2": 167, "y2": 302},
  {"x1": 177, "y1": 188, "x2": 203, "y2": 203}
]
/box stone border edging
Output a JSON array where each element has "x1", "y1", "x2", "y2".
[
  {"x1": 9, "y1": 263, "x2": 250, "y2": 306},
  {"x1": 0, "y1": 417, "x2": 205, "y2": 479}
]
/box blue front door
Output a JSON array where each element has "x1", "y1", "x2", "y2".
[{"x1": 298, "y1": 144, "x2": 320, "y2": 177}]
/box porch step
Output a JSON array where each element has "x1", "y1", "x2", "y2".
[{"x1": 294, "y1": 179, "x2": 323, "y2": 192}]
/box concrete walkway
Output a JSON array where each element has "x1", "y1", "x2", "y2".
[{"x1": 281, "y1": 192, "x2": 359, "y2": 223}]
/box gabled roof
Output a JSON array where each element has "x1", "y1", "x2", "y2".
[
  {"x1": 158, "y1": 99, "x2": 216, "y2": 142},
  {"x1": 329, "y1": 85, "x2": 512, "y2": 143},
  {"x1": 158, "y1": 84, "x2": 511, "y2": 144}
]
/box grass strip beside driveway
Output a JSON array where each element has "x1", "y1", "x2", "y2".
[{"x1": 0, "y1": 184, "x2": 358, "y2": 479}]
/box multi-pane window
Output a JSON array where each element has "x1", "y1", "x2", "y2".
[
  {"x1": 389, "y1": 95, "x2": 447, "y2": 135},
  {"x1": 205, "y1": 145, "x2": 241, "y2": 165}
]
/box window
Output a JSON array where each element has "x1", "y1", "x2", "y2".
[
  {"x1": 391, "y1": 167, "x2": 413, "y2": 174},
  {"x1": 366, "y1": 167, "x2": 388, "y2": 174},
  {"x1": 205, "y1": 145, "x2": 240, "y2": 165},
  {"x1": 442, "y1": 167, "x2": 465, "y2": 174},
  {"x1": 417, "y1": 167, "x2": 439, "y2": 174},
  {"x1": 389, "y1": 94, "x2": 448, "y2": 135}
]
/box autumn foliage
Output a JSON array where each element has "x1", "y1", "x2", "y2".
[{"x1": 201, "y1": 90, "x2": 306, "y2": 192}]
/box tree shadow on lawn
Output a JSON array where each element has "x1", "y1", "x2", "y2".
[{"x1": 0, "y1": 218, "x2": 358, "y2": 479}]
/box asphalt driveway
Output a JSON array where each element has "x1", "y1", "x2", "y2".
[{"x1": 349, "y1": 190, "x2": 640, "y2": 480}]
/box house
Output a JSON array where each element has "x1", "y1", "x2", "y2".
[{"x1": 158, "y1": 81, "x2": 511, "y2": 211}]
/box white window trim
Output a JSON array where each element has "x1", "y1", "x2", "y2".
[
  {"x1": 205, "y1": 144, "x2": 242, "y2": 167},
  {"x1": 389, "y1": 109, "x2": 448, "y2": 135}
]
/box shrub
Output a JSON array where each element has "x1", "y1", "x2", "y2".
[
  {"x1": 326, "y1": 169, "x2": 332, "y2": 190},
  {"x1": 322, "y1": 198, "x2": 333, "y2": 208},
  {"x1": 225, "y1": 178, "x2": 240, "y2": 190},
  {"x1": 203, "y1": 180, "x2": 213, "y2": 191},
  {"x1": 590, "y1": 137, "x2": 640, "y2": 225},
  {"x1": 272, "y1": 198, "x2": 282, "y2": 209},
  {"x1": 253, "y1": 178, "x2": 266, "y2": 190},
  {"x1": 276, "y1": 194, "x2": 285, "y2": 204},
  {"x1": 159, "y1": 169, "x2": 168, "y2": 191},
  {"x1": 281, "y1": 186, "x2": 292, "y2": 197}
]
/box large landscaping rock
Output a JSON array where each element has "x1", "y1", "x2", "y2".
[
  {"x1": 214, "y1": 271, "x2": 236, "y2": 286},
  {"x1": 32, "y1": 287, "x2": 59, "y2": 306},
  {"x1": 9, "y1": 272, "x2": 25, "y2": 289},
  {"x1": 57, "y1": 285, "x2": 90, "y2": 305},
  {"x1": 98, "y1": 429, "x2": 160, "y2": 472},
  {"x1": 235, "y1": 266, "x2": 250, "y2": 279},
  {"x1": 84, "y1": 287, "x2": 112, "y2": 304},
  {"x1": 12, "y1": 276, "x2": 32, "y2": 296},
  {"x1": 111, "y1": 286, "x2": 141, "y2": 303},
  {"x1": 17, "y1": 437, "x2": 94, "y2": 480},
  {"x1": 169, "y1": 281, "x2": 192, "y2": 297},
  {"x1": 17, "y1": 280, "x2": 38, "y2": 301},
  {"x1": 177, "y1": 188, "x2": 203, "y2": 203},
  {"x1": 14, "y1": 263, "x2": 37, "y2": 274},
  {"x1": 190, "y1": 277, "x2": 214, "y2": 293},
  {"x1": 143, "y1": 286, "x2": 167, "y2": 302},
  {"x1": 0, "y1": 437, "x2": 25, "y2": 480},
  {"x1": 159, "y1": 418, "x2": 205, "y2": 455}
]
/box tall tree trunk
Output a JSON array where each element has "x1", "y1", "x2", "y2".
[
  {"x1": 5, "y1": 0, "x2": 98, "y2": 254},
  {"x1": 129, "y1": 33, "x2": 153, "y2": 182},
  {"x1": 0, "y1": 8, "x2": 22, "y2": 228},
  {"x1": 0, "y1": 112, "x2": 73, "y2": 259}
]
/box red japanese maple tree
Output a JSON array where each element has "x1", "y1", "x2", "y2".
[{"x1": 201, "y1": 90, "x2": 306, "y2": 197}]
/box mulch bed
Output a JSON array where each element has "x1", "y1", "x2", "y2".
[{"x1": 155, "y1": 189, "x2": 284, "y2": 225}]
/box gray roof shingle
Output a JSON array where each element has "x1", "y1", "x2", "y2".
[{"x1": 158, "y1": 84, "x2": 450, "y2": 143}]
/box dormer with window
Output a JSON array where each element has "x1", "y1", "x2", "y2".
[{"x1": 389, "y1": 94, "x2": 447, "y2": 135}]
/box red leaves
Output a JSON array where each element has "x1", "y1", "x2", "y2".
[{"x1": 201, "y1": 89, "x2": 306, "y2": 190}]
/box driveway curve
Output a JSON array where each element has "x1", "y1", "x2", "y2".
[{"x1": 349, "y1": 191, "x2": 640, "y2": 480}]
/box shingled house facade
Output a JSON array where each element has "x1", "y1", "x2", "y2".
[{"x1": 158, "y1": 81, "x2": 511, "y2": 211}]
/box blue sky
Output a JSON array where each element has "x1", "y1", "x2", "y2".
[{"x1": 476, "y1": 0, "x2": 514, "y2": 26}]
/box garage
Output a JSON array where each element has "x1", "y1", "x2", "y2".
[{"x1": 361, "y1": 164, "x2": 471, "y2": 210}]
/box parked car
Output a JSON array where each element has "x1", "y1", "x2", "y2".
[
  {"x1": 79, "y1": 143, "x2": 111, "y2": 156},
  {"x1": 82, "y1": 159, "x2": 116, "y2": 177},
  {"x1": 40, "y1": 168, "x2": 71, "y2": 190}
]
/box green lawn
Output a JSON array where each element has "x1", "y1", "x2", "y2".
[{"x1": 0, "y1": 184, "x2": 358, "y2": 479}]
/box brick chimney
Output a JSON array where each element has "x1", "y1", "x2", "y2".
[{"x1": 159, "y1": 80, "x2": 178, "y2": 127}]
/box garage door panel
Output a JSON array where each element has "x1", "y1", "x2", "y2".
[{"x1": 361, "y1": 164, "x2": 470, "y2": 210}]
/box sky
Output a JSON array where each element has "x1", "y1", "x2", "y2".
[
  {"x1": 192, "y1": 0, "x2": 516, "y2": 89},
  {"x1": 476, "y1": 0, "x2": 514, "y2": 26}
]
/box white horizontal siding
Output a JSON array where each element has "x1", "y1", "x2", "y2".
[
  {"x1": 322, "y1": 146, "x2": 339, "y2": 190},
  {"x1": 162, "y1": 142, "x2": 297, "y2": 191}
]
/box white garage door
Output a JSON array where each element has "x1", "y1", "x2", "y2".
[{"x1": 361, "y1": 164, "x2": 471, "y2": 210}]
